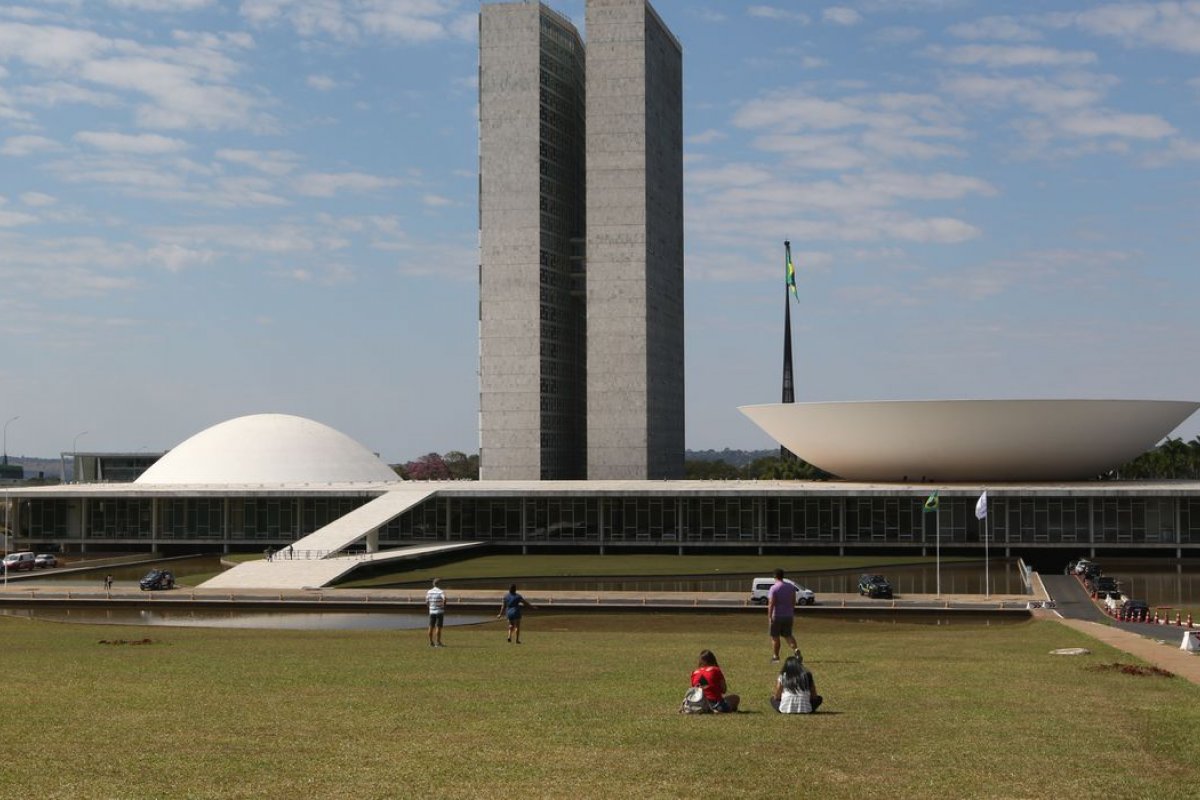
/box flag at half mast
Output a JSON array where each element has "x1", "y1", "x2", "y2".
[
  {"x1": 785, "y1": 240, "x2": 797, "y2": 299},
  {"x1": 923, "y1": 490, "x2": 939, "y2": 513}
]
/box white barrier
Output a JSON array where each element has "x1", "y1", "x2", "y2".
[{"x1": 1181, "y1": 630, "x2": 1200, "y2": 653}]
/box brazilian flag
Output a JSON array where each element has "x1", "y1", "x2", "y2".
[
  {"x1": 923, "y1": 490, "x2": 939, "y2": 513},
  {"x1": 785, "y1": 240, "x2": 797, "y2": 299}
]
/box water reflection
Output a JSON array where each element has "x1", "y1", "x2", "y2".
[
  {"x1": 0, "y1": 607, "x2": 489, "y2": 630},
  {"x1": 381, "y1": 560, "x2": 1032, "y2": 596},
  {"x1": 1077, "y1": 560, "x2": 1200, "y2": 608}
]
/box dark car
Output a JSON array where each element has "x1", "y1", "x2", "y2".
[
  {"x1": 139, "y1": 569, "x2": 176, "y2": 591},
  {"x1": 1121, "y1": 599, "x2": 1150, "y2": 620},
  {"x1": 1093, "y1": 576, "x2": 1118, "y2": 594},
  {"x1": 858, "y1": 574, "x2": 893, "y2": 598}
]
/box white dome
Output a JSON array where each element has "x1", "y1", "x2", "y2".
[{"x1": 136, "y1": 414, "x2": 400, "y2": 485}]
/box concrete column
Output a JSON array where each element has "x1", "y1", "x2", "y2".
[
  {"x1": 151, "y1": 498, "x2": 159, "y2": 553},
  {"x1": 1088, "y1": 496, "x2": 1096, "y2": 557},
  {"x1": 366, "y1": 528, "x2": 379, "y2": 553}
]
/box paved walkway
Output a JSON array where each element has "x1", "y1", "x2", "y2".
[
  {"x1": 1051, "y1": 617, "x2": 1200, "y2": 685},
  {"x1": 1040, "y1": 573, "x2": 1200, "y2": 685}
]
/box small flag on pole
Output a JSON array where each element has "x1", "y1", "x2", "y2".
[
  {"x1": 785, "y1": 240, "x2": 797, "y2": 299},
  {"x1": 923, "y1": 490, "x2": 939, "y2": 513},
  {"x1": 975, "y1": 491, "x2": 988, "y2": 520}
]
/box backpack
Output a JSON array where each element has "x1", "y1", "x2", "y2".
[{"x1": 679, "y1": 686, "x2": 711, "y2": 714}]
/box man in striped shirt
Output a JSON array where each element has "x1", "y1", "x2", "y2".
[{"x1": 426, "y1": 579, "x2": 446, "y2": 647}]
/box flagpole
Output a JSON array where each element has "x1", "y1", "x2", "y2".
[
  {"x1": 936, "y1": 502, "x2": 941, "y2": 598},
  {"x1": 984, "y1": 513, "x2": 990, "y2": 599},
  {"x1": 780, "y1": 241, "x2": 796, "y2": 461}
]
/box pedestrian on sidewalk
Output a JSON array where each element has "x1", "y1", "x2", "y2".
[
  {"x1": 104, "y1": 574, "x2": 113, "y2": 591},
  {"x1": 768, "y1": 568, "x2": 800, "y2": 662},
  {"x1": 426, "y1": 579, "x2": 446, "y2": 647}
]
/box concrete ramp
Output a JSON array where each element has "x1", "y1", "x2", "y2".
[
  {"x1": 285, "y1": 487, "x2": 438, "y2": 556},
  {"x1": 199, "y1": 487, "x2": 483, "y2": 589},
  {"x1": 199, "y1": 541, "x2": 484, "y2": 590}
]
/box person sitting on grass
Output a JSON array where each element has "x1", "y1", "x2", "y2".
[
  {"x1": 691, "y1": 649, "x2": 739, "y2": 713},
  {"x1": 769, "y1": 653, "x2": 822, "y2": 714}
]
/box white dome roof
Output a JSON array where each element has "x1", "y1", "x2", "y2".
[{"x1": 136, "y1": 414, "x2": 400, "y2": 485}]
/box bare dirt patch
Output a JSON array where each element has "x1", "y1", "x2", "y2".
[
  {"x1": 1087, "y1": 662, "x2": 1175, "y2": 679},
  {"x1": 98, "y1": 638, "x2": 158, "y2": 646}
]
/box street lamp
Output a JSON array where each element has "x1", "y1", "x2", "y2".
[
  {"x1": 72, "y1": 431, "x2": 89, "y2": 484},
  {"x1": 2, "y1": 415, "x2": 18, "y2": 466}
]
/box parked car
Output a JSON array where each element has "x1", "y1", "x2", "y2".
[
  {"x1": 1069, "y1": 559, "x2": 1094, "y2": 576},
  {"x1": 858, "y1": 574, "x2": 893, "y2": 598},
  {"x1": 1121, "y1": 599, "x2": 1150, "y2": 619},
  {"x1": 749, "y1": 578, "x2": 816, "y2": 606},
  {"x1": 34, "y1": 553, "x2": 57, "y2": 568},
  {"x1": 2, "y1": 552, "x2": 37, "y2": 572},
  {"x1": 139, "y1": 569, "x2": 176, "y2": 591},
  {"x1": 1092, "y1": 576, "x2": 1118, "y2": 594},
  {"x1": 1101, "y1": 591, "x2": 1128, "y2": 612}
]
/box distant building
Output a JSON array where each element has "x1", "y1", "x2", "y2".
[
  {"x1": 585, "y1": 0, "x2": 685, "y2": 480},
  {"x1": 479, "y1": 2, "x2": 588, "y2": 481},
  {"x1": 479, "y1": 0, "x2": 684, "y2": 481},
  {"x1": 64, "y1": 452, "x2": 165, "y2": 484}
]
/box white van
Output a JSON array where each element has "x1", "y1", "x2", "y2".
[
  {"x1": 2, "y1": 551, "x2": 37, "y2": 572},
  {"x1": 749, "y1": 577, "x2": 815, "y2": 606}
]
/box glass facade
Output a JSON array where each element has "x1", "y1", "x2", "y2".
[{"x1": 15, "y1": 491, "x2": 1200, "y2": 549}]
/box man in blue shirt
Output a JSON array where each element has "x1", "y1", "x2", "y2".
[{"x1": 767, "y1": 568, "x2": 800, "y2": 662}]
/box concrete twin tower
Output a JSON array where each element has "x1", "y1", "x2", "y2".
[{"x1": 479, "y1": 0, "x2": 684, "y2": 481}]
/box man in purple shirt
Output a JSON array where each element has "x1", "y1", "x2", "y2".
[{"x1": 767, "y1": 568, "x2": 800, "y2": 662}]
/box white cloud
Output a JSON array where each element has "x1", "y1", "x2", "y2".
[
  {"x1": 148, "y1": 242, "x2": 216, "y2": 272},
  {"x1": 1057, "y1": 110, "x2": 1175, "y2": 139},
  {"x1": 20, "y1": 192, "x2": 57, "y2": 206},
  {"x1": 80, "y1": 56, "x2": 268, "y2": 131},
  {"x1": 240, "y1": 0, "x2": 468, "y2": 43},
  {"x1": 0, "y1": 209, "x2": 38, "y2": 226},
  {"x1": 948, "y1": 16, "x2": 1042, "y2": 42},
  {"x1": 926, "y1": 44, "x2": 1097, "y2": 68},
  {"x1": 748, "y1": 6, "x2": 810, "y2": 24},
  {"x1": 1073, "y1": 3, "x2": 1200, "y2": 54},
  {"x1": 216, "y1": 148, "x2": 301, "y2": 176},
  {"x1": 306, "y1": 74, "x2": 337, "y2": 91},
  {"x1": 1, "y1": 134, "x2": 60, "y2": 156},
  {"x1": 823, "y1": 7, "x2": 863, "y2": 26},
  {"x1": 0, "y1": 20, "x2": 272, "y2": 132},
  {"x1": 292, "y1": 171, "x2": 404, "y2": 196},
  {"x1": 16, "y1": 81, "x2": 120, "y2": 108},
  {"x1": 686, "y1": 129, "x2": 727, "y2": 145},
  {"x1": 75, "y1": 130, "x2": 189, "y2": 154},
  {"x1": 107, "y1": 0, "x2": 215, "y2": 10},
  {"x1": 422, "y1": 193, "x2": 451, "y2": 207},
  {"x1": 870, "y1": 26, "x2": 924, "y2": 45}
]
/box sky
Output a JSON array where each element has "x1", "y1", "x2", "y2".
[{"x1": 2, "y1": 0, "x2": 1200, "y2": 464}]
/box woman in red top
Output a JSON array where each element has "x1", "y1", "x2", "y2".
[{"x1": 690, "y1": 650, "x2": 740, "y2": 713}]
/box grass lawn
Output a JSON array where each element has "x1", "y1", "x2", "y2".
[{"x1": 1, "y1": 613, "x2": 1197, "y2": 799}]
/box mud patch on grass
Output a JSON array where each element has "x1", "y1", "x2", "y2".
[
  {"x1": 1087, "y1": 662, "x2": 1174, "y2": 678},
  {"x1": 98, "y1": 638, "x2": 158, "y2": 646}
]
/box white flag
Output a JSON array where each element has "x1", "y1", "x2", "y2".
[{"x1": 975, "y1": 491, "x2": 988, "y2": 520}]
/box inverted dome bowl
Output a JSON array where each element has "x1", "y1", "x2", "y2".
[{"x1": 739, "y1": 400, "x2": 1200, "y2": 482}]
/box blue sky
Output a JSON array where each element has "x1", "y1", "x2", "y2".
[{"x1": 2, "y1": 0, "x2": 1200, "y2": 462}]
